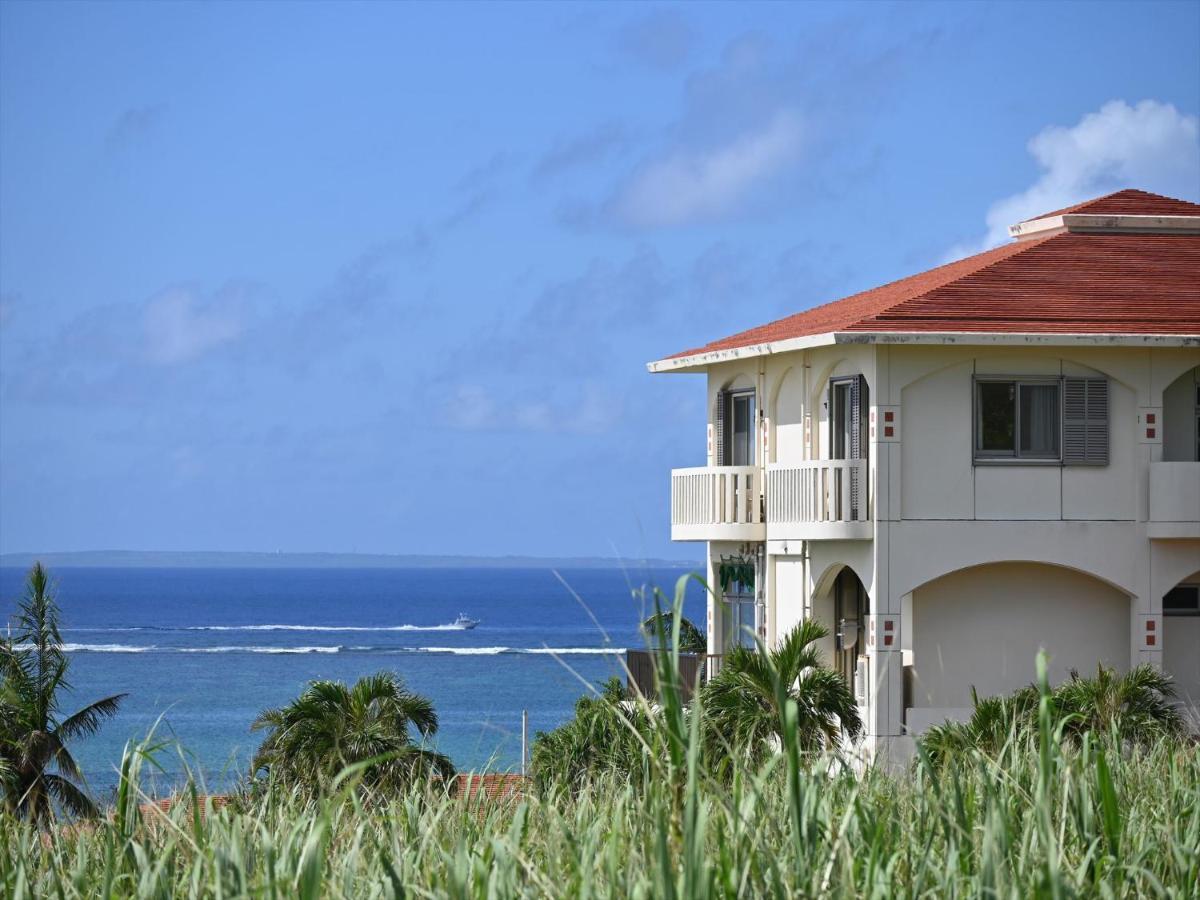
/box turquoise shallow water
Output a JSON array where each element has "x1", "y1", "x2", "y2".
[{"x1": 0, "y1": 565, "x2": 704, "y2": 795}]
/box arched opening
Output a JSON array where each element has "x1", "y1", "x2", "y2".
[
  {"x1": 1163, "y1": 571, "x2": 1200, "y2": 730},
  {"x1": 811, "y1": 564, "x2": 870, "y2": 699},
  {"x1": 905, "y1": 562, "x2": 1131, "y2": 732},
  {"x1": 714, "y1": 373, "x2": 756, "y2": 467},
  {"x1": 1162, "y1": 366, "x2": 1199, "y2": 462}
]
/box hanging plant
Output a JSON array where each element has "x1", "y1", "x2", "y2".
[{"x1": 718, "y1": 556, "x2": 755, "y2": 594}]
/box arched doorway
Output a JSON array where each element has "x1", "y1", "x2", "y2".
[
  {"x1": 905, "y1": 562, "x2": 1131, "y2": 731},
  {"x1": 811, "y1": 565, "x2": 870, "y2": 699},
  {"x1": 1163, "y1": 572, "x2": 1200, "y2": 731}
]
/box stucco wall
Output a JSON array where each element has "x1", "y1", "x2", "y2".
[
  {"x1": 1164, "y1": 615, "x2": 1200, "y2": 713},
  {"x1": 894, "y1": 349, "x2": 1141, "y2": 522},
  {"x1": 774, "y1": 557, "x2": 804, "y2": 635},
  {"x1": 909, "y1": 562, "x2": 1131, "y2": 709}
]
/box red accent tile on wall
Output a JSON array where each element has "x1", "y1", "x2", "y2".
[
  {"x1": 884, "y1": 411, "x2": 894, "y2": 422},
  {"x1": 1147, "y1": 428, "x2": 1156, "y2": 439},
  {"x1": 884, "y1": 426, "x2": 894, "y2": 437},
  {"x1": 1145, "y1": 413, "x2": 1156, "y2": 424},
  {"x1": 1147, "y1": 620, "x2": 1156, "y2": 631},
  {"x1": 1146, "y1": 635, "x2": 1156, "y2": 647}
]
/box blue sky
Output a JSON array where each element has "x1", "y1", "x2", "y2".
[{"x1": 1, "y1": 1, "x2": 1197, "y2": 560}]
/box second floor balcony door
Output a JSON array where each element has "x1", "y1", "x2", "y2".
[
  {"x1": 829, "y1": 375, "x2": 868, "y2": 520},
  {"x1": 730, "y1": 391, "x2": 756, "y2": 466}
]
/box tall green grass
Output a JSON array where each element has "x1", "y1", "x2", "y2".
[{"x1": 3, "y1": 580, "x2": 1198, "y2": 898}]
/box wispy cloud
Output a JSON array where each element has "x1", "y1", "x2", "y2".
[
  {"x1": 3, "y1": 230, "x2": 432, "y2": 407},
  {"x1": 442, "y1": 381, "x2": 624, "y2": 435},
  {"x1": 532, "y1": 123, "x2": 628, "y2": 182},
  {"x1": 143, "y1": 287, "x2": 245, "y2": 365},
  {"x1": 105, "y1": 103, "x2": 167, "y2": 152},
  {"x1": 616, "y1": 9, "x2": 695, "y2": 71},
  {"x1": 0, "y1": 292, "x2": 16, "y2": 330},
  {"x1": 948, "y1": 99, "x2": 1200, "y2": 258},
  {"x1": 611, "y1": 109, "x2": 803, "y2": 228},
  {"x1": 441, "y1": 152, "x2": 515, "y2": 228},
  {"x1": 566, "y1": 21, "x2": 933, "y2": 232}
]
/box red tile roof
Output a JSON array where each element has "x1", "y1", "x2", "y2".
[
  {"x1": 1026, "y1": 188, "x2": 1200, "y2": 220},
  {"x1": 664, "y1": 191, "x2": 1200, "y2": 361}
]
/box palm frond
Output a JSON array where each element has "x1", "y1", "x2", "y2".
[
  {"x1": 42, "y1": 772, "x2": 98, "y2": 819},
  {"x1": 55, "y1": 693, "x2": 127, "y2": 741}
]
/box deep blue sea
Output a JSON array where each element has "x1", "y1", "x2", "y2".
[{"x1": 0, "y1": 566, "x2": 703, "y2": 796}]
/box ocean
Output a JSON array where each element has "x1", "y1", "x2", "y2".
[{"x1": 0, "y1": 565, "x2": 705, "y2": 796}]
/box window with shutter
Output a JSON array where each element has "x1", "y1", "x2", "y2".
[
  {"x1": 830, "y1": 375, "x2": 868, "y2": 519},
  {"x1": 850, "y1": 375, "x2": 868, "y2": 519},
  {"x1": 1063, "y1": 377, "x2": 1109, "y2": 465},
  {"x1": 714, "y1": 390, "x2": 729, "y2": 466}
]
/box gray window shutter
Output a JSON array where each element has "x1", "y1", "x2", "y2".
[
  {"x1": 714, "y1": 390, "x2": 730, "y2": 465},
  {"x1": 1063, "y1": 377, "x2": 1109, "y2": 465},
  {"x1": 850, "y1": 375, "x2": 868, "y2": 518}
]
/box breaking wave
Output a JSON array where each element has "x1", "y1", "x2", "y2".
[
  {"x1": 66, "y1": 623, "x2": 471, "y2": 633},
  {"x1": 54, "y1": 643, "x2": 625, "y2": 656}
]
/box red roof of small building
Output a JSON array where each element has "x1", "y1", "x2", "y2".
[{"x1": 663, "y1": 190, "x2": 1200, "y2": 361}]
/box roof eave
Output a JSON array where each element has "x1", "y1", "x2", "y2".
[
  {"x1": 647, "y1": 330, "x2": 1200, "y2": 373},
  {"x1": 1010, "y1": 213, "x2": 1200, "y2": 240}
]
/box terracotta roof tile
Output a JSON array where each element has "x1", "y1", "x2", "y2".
[
  {"x1": 1026, "y1": 188, "x2": 1200, "y2": 220},
  {"x1": 663, "y1": 190, "x2": 1200, "y2": 361}
]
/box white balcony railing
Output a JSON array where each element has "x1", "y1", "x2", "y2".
[
  {"x1": 767, "y1": 459, "x2": 868, "y2": 526},
  {"x1": 670, "y1": 466, "x2": 764, "y2": 541}
]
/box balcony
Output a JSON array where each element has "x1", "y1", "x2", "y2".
[
  {"x1": 1149, "y1": 462, "x2": 1200, "y2": 539},
  {"x1": 766, "y1": 460, "x2": 872, "y2": 540},
  {"x1": 670, "y1": 466, "x2": 764, "y2": 542}
]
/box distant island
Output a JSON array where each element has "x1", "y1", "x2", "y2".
[{"x1": 0, "y1": 550, "x2": 701, "y2": 570}]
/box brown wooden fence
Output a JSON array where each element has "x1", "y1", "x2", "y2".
[{"x1": 625, "y1": 650, "x2": 723, "y2": 702}]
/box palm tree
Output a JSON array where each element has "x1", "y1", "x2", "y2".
[
  {"x1": 1055, "y1": 663, "x2": 1185, "y2": 742},
  {"x1": 530, "y1": 677, "x2": 653, "y2": 793},
  {"x1": 0, "y1": 563, "x2": 126, "y2": 823},
  {"x1": 700, "y1": 620, "x2": 861, "y2": 772},
  {"x1": 641, "y1": 612, "x2": 707, "y2": 654},
  {"x1": 251, "y1": 671, "x2": 454, "y2": 795},
  {"x1": 921, "y1": 664, "x2": 1185, "y2": 768}
]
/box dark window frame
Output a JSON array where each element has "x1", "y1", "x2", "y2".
[
  {"x1": 728, "y1": 388, "x2": 756, "y2": 467},
  {"x1": 973, "y1": 375, "x2": 1063, "y2": 465}
]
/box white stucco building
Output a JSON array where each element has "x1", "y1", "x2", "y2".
[{"x1": 649, "y1": 189, "x2": 1200, "y2": 761}]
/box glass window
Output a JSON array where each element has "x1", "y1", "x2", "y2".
[
  {"x1": 975, "y1": 379, "x2": 1061, "y2": 462},
  {"x1": 730, "y1": 391, "x2": 755, "y2": 466},
  {"x1": 831, "y1": 381, "x2": 852, "y2": 460},
  {"x1": 1019, "y1": 384, "x2": 1060, "y2": 457},
  {"x1": 977, "y1": 381, "x2": 1016, "y2": 454},
  {"x1": 722, "y1": 594, "x2": 757, "y2": 648}
]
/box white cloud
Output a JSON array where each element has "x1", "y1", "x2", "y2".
[
  {"x1": 951, "y1": 100, "x2": 1200, "y2": 258},
  {"x1": 443, "y1": 383, "x2": 622, "y2": 434},
  {"x1": 612, "y1": 109, "x2": 804, "y2": 228},
  {"x1": 143, "y1": 288, "x2": 244, "y2": 365}
]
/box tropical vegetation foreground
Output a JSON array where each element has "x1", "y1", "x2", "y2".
[
  {"x1": 3, "y1": 569, "x2": 1199, "y2": 897},
  {"x1": 3, "y1": 709, "x2": 1198, "y2": 897}
]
